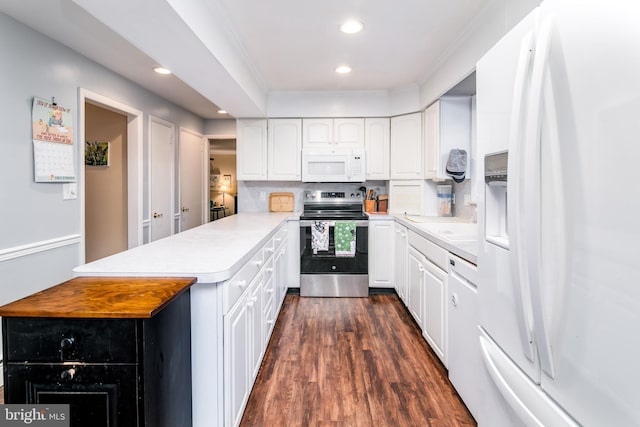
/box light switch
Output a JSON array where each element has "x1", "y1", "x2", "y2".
[{"x1": 63, "y1": 183, "x2": 77, "y2": 200}]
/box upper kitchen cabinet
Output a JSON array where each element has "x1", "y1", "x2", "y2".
[
  {"x1": 365, "y1": 118, "x2": 390, "y2": 180},
  {"x1": 267, "y1": 119, "x2": 302, "y2": 181},
  {"x1": 390, "y1": 112, "x2": 423, "y2": 179},
  {"x1": 237, "y1": 119, "x2": 267, "y2": 180},
  {"x1": 424, "y1": 97, "x2": 472, "y2": 181},
  {"x1": 302, "y1": 118, "x2": 364, "y2": 151}
]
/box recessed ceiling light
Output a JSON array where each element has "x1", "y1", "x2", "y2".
[
  {"x1": 218, "y1": 110, "x2": 227, "y2": 114},
  {"x1": 340, "y1": 20, "x2": 364, "y2": 34},
  {"x1": 335, "y1": 65, "x2": 352, "y2": 74},
  {"x1": 153, "y1": 67, "x2": 171, "y2": 75}
]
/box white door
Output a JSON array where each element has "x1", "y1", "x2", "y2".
[
  {"x1": 179, "y1": 128, "x2": 205, "y2": 231},
  {"x1": 267, "y1": 119, "x2": 302, "y2": 180},
  {"x1": 236, "y1": 119, "x2": 267, "y2": 180},
  {"x1": 149, "y1": 116, "x2": 174, "y2": 242},
  {"x1": 407, "y1": 247, "x2": 424, "y2": 329},
  {"x1": 390, "y1": 112, "x2": 422, "y2": 179},
  {"x1": 533, "y1": 1, "x2": 640, "y2": 424},
  {"x1": 365, "y1": 118, "x2": 390, "y2": 180},
  {"x1": 302, "y1": 118, "x2": 333, "y2": 149},
  {"x1": 333, "y1": 118, "x2": 364, "y2": 148},
  {"x1": 422, "y1": 259, "x2": 447, "y2": 366}
]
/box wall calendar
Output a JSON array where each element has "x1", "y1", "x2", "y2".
[{"x1": 32, "y1": 97, "x2": 76, "y2": 182}]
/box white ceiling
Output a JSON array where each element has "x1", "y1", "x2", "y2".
[{"x1": 0, "y1": 0, "x2": 487, "y2": 118}]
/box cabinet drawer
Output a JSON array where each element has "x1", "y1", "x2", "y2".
[
  {"x1": 223, "y1": 250, "x2": 264, "y2": 313},
  {"x1": 408, "y1": 230, "x2": 448, "y2": 271},
  {"x1": 273, "y1": 227, "x2": 288, "y2": 248},
  {"x1": 3, "y1": 318, "x2": 138, "y2": 363}
]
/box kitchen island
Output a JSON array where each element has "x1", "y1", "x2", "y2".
[{"x1": 74, "y1": 212, "x2": 299, "y2": 427}]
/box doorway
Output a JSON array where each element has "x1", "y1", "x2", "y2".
[
  {"x1": 209, "y1": 138, "x2": 236, "y2": 220},
  {"x1": 84, "y1": 103, "x2": 128, "y2": 262}
]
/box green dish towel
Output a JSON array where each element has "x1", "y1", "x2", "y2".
[{"x1": 334, "y1": 221, "x2": 356, "y2": 257}]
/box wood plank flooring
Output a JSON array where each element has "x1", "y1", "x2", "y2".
[{"x1": 241, "y1": 293, "x2": 476, "y2": 427}]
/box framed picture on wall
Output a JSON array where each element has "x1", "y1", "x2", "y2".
[
  {"x1": 223, "y1": 174, "x2": 231, "y2": 187},
  {"x1": 85, "y1": 141, "x2": 110, "y2": 166}
]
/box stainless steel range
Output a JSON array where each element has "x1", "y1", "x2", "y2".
[{"x1": 299, "y1": 190, "x2": 369, "y2": 297}]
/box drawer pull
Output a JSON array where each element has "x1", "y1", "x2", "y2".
[
  {"x1": 60, "y1": 368, "x2": 76, "y2": 381},
  {"x1": 254, "y1": 260, "x2": 264, "y2": 266},
  {"x1": 236, "y1": 280, "x2": 247, "y2": 289},
  {"x1": 60, "y1": 337, "x2": 75, "y2": 350},
  {"x1": 266, "y1": 267, "x2": 274, "y2": 273}
]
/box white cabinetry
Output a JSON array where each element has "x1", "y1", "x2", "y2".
[
  {"x1": 365, "y1": 118, "x2": 390, "y2": 180},
  {"x1": 407, "y1": 246, "x2": 425, "y2": 329},
  {"x1": 223, "y1": 270, "x2": 260, "y2": 427},
  {"x1": 267, "y1": 119, "x2": 302, "y2": 181},
  {"x1": 422, "y1": 255, "x2": 447, "y2": 364},
  {"x1": 236, "y1": 119, "x2": 267, "y2": 180},
  {"x1": 447, "y1": 253, "x2": 484, "y2": 423},
  {"x1": 394, "y1": 223, "x2": 408, "y2": 304},
  {"x1": 368, "y1": 219, "x2": 395, "y2": 288},
  {"x1": 303, "y1": 118, "x2": 364, "y2": 150},
  {"x1": 390, "y1": 112, "x2": 422, "y2": 179},
  {"x1": 423, "y1": 97, "x2": 472, "y2": 181},
  {"x1": 222, "y1": 224, "x2": 289, "y2": 427},
  {"x1": 388, "y1": 180, "x2": 437, "y2": 216},
  {"x1": 408, "y1": 230, "x2": 449, "y2": 366}
]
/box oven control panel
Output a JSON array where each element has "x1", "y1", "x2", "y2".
[{"x1": 303, "y1": 190, "x2": 364, "y2": 202}]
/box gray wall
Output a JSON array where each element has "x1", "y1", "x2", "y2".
[{"x1": 0, "y1": 13, "x2": 205, "y2": 306}]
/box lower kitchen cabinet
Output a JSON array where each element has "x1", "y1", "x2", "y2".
[
  {"x1": 222, "y1": 223, "x2": 289, "y2": 427},
  {"x1": 0, "y1": 277, "x2": 194, "y2": 427},
  {"x1": 368, "y1": 219, "x2": 395, "y2": 288},
  {"x1": 394, "y1": 223, "x2": 408, "y2": 303},
  {"x1": 407, "y1": 247, "x2": 426, "y2": 329},
  {"x1": 422, "y1": 256, "x2": 448, "y2": 365}
]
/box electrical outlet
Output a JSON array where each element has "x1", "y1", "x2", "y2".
[
  {"x1": 63, "y1": 183, "x2": 77, "y2": 200},
  {"x1": 259, "y1": 191, "x2": 266, "y2": 201}
]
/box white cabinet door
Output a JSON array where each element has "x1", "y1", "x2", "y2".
[
  {"x1": 274, "y1": 235, "x2": 288, "y2": 312},
  {"x1": 223, "y1": 292, "x2": 250, "y2": 427},
  {"x1": 248, "y1": 273, "x2": 264, "y2": 380},
  {"x1": 423, "y1": 97, "x2": 472, "y2": 181},
  {"x1": 333, "y1": 118, "x2": 364, "y2": 148},
  {"x1": 268, "y1": 119, "x2": 302, "y2": 181},
  {"x1": 394, "y1": 224, "x2": 408, "y2": 304},
  {"x1": 237, "y1": 119, "x2": 267, "y2": 180},
  {"x1": 407, "y1": 246, "x2": 425, "y2": 329},
  {"x1": 368, "y1": 220, "x2": 395, "y2": 287},
  {"x1": 390, "y1": 112, "x2": 422, "y2": 179},
  {"x1": 302, "y1": 118, "x2": 333, "y2": 149},
  {"x1": 422, "y1": 258, "x2": 448, "y2": 366},
  {"x1": 365, "y1": 118, "x2": 390, "y2": 180},
  {"x1": 303, "y1": 118, "x2": 364, "y2": 150}
]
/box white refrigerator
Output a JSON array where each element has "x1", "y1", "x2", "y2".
[{"x1": 476, "y1": 0, "x2": 640, "y2": 425}]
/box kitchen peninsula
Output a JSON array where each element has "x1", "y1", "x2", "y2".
[{"x1": 73, "y1": 212, "x2": 298, "y2": 427}]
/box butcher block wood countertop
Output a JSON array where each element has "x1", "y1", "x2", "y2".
[{"x1": 0, "y1": 276, "x2": 196, "y2": 319}]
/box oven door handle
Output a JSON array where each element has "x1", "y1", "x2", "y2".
[{"x1": 299, "y1": 220, "x2": 369, "y2": 227}]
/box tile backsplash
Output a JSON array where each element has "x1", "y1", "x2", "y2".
[{"x1": 237, "y1": 179, "x2": 475, "y2": 221}]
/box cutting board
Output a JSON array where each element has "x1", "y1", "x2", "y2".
[{"x1": 269, "y1": 192, "x2": 294, "y2": 212}]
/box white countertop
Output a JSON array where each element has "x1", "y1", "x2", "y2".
[
  {"x1": 369, "y1": 214, "x2": 478, "y2": 264},
  {"x1": 74, "y1": 212, "x2": 298, "y2": 283}
]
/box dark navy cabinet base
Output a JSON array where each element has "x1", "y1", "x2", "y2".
[{"x1": 2, "y1": 290, "x2": 192, "y2": 427}]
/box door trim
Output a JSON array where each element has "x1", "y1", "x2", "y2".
[{"x1": 78, "y1": 88, "x2": 144, "y2": 264}]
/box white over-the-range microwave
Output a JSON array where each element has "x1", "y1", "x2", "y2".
[{"x1": 301, "y1": 148, "x2": 366, "y2": 182}]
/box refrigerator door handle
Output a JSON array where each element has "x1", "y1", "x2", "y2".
[
  {"x1": 507, "y1": 28, "x2": 537, "y2": 364},
  {"x1": 524, "y1": 15, "x2": 556, "y2": 379},
  {"x1": 479, "y1": 327, "x2": 579, "y2": 427}
]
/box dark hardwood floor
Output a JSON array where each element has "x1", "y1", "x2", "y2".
[{"x1": 241, "y1": 293, "x2": 476, "y2": 427}]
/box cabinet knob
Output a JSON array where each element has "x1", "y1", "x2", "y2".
[
  {"x1": 60, "y1": 368, "x2": 76, "y2": 381},
  {"x1": 60, "y1": 337, "x2": 75, "y2": 350},
  {"x1": 451, "y1": 293, "x2": 458, "y2": 307}
]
